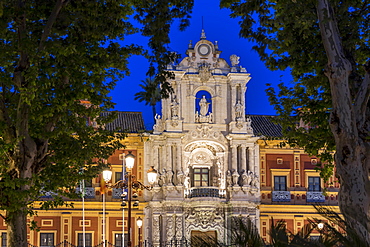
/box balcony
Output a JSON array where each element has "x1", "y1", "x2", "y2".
[
  {"x1": 186, "y1": 187, "x2": 224, "y2": 199},
  {"x1": 307, "y1": 191, "x2": 325, "y2": 203},
  {"x1": 112, "y1": 188, "x2": 125, "y2": 199},
  {"x1": 76, "y1": 187, "x2": 95, "y2": 199},
  {"x1": 272, "y1": 191, "x2": 291, "y2": 202}
]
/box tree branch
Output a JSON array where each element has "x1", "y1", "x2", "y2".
[
  {"x1": 354, "y1": 62, "x2": 370, "y2": 126},
  {"x1": 317, "y1": 0, "x2": 354, "y2": 135},
  {"x1": 38, "y1": 0, "x2": 70, "y2": 52}
]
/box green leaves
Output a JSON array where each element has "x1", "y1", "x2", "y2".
[
  {"x1": 0, "y1": 0, "x2": 194, "y2": 233},
  {"x1": 223, "y1": 0, "x2": 370, "y2": 180}
]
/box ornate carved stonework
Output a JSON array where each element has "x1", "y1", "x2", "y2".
[
  {"x1": 182, "y1": 125, "x2": 227, "y2": 145},
  {"x1": 198, "y1": 62, "x2": 211, "y2": 82},
  {"x1": 153, "y1": 216, "x2": 160, "y2": 243},
  {"x1": 185, "y1": 207, "x2": 224, "y2": 228},
  {"x1": 145, "y1": 34, "x2": 260, "y2": 246},
  {"x1": 184, "y1": 141, "x2": 223, "y2": 154},
  {"x1": 175, "y1": 215, "x2": 183, "y2": 239},
  {"x1": 166, "y1": 215, "x2": 174, "y2": 241}
]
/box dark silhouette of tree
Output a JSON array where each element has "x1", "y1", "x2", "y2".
[
  {"x1": 134, "y1": 78, "x2": 162, "y2": 121},
  {"x1": 191, "y1": 216, "x2": 264, "y2": 247}
]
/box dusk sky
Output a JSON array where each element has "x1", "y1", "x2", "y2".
[{"x1": 109, "y1": 1, "x2": 292, "y2": 129}]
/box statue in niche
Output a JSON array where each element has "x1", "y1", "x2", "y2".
[
  {"x1": 170, "y1": 97, "x2": 179, "y2": 118},
  {"x1": 235, "y1": 100, "x2": 243, "y2": 119},
  {"x1": 199, "y1": 95, "x2": 210, "y2": 116}
]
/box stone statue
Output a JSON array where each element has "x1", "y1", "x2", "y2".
[
  {"x1": 153, "y1": 114, "x2": 164, "y2": 133},
  {"x1": 247, "y1": 170, "x2": 253, "y2": 185},
  {"x1": 195, "y1": 111, "x2": 200, "y2": 122},
  {"x1": 199, "y1": 95, "x2": 210, "y2": 116},
  {"x1": 235, "y1": 100, "x2": 243, "y2": 119},
  {"x1": 184, "y1": 176, "x2": 190, "y2": 189},
  {"x1": 246, "y1": 117, "x2": 253, "y2": 134},
  {"x1": 232, "y1": 170, "x2": 239, "y2": 186},
  {"x1": 252, "y1": 174, "x2": 260, "y2": 188},
  {"x1": 208, "y1": 112, "x2": 213, "y2": 123},
  {"x1": 176, "y1": 170, "x2": 185, "y2": 185},
  {"x1": 241, "y1": 170, "x2": 249, "y2": 186},
  {"x1": 230, "y1": 54, "x2": 240, "y2": 67},
  {"x1": 158, "y1": 168, "x2": 166, "y2": 186},
  {"x1": 165, "y1": 170, "x2": 174, "y2": 185},
  {"x1": 226, "y1": 170, "x2": 232, "y2": 187},
  {"x1": 170, "y1": 98, "x2": 179, "y2": 118}
]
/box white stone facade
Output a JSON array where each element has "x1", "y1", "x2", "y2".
[{"x1": 144, "y1": 31, "x2": 261, "y2": 246}]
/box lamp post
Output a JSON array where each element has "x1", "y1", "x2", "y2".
[
  {"x1": 317, "y1": 222, "x2": 324, "y2": 241},
  {"x1": 136, "y1": 217, "x2": 143, "y2": 247},
  {"x1": 104, "y1": 152, "x2": 157, "y2": 247},
  {"x1": 102, "y1": 170, "x2": 113, "y2": 247}
]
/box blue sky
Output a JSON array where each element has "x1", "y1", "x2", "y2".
[{"x1": 109, "y1": 1, "x2": 292, "y2": 129}]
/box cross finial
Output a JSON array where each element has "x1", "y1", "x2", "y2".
[
  {"x1": 200, "y1": 29, "x2": 206, "y2": 39},
  {"x1": 200, "y1": 16, "x2": 206, "y2": 39}
]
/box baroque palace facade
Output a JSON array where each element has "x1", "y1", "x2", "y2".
[{"x1": 0, "y1": 32, "x2": 339, "y2": 246}]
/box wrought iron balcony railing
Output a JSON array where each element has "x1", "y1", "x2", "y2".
[
  {"x1": 306, "y1": 191, "x2": 325, "y2": 203},
  {"x1": 76, "y1": 187, "x2": 95, "y2": 199},
  {"x1": 185, "y1": 187, "x2": 224, "y2": 199},
  {"x1": 112, "y1": 188, "x2": 124, "y2": 199},
  {"x1": 272, "y1": 191, "x2": 291, "y2": 202}
]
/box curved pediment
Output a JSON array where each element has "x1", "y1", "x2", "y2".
[{"x1": 182, "y1": 124, "x2": 228, "y2": 147}]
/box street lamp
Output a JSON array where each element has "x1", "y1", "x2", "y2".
[
  {"x1": 107, "y1": 151, "x2": 157, "y2": 247},
  {"x1": 102, "y1": 169, "x2": 112, "y2": 247},
  {"x1": 136, "y1": 217, "x2": 143, "y2": 247},
  {"x1": 317, "y1": 222, "x2": 324, "y2": 230}
]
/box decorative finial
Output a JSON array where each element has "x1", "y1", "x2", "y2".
[
  {"x1": 215, "y1": 41, "x2": 218, "y2": 50},
  {"x1": 201, "y1": 16, "x2": 206, "y2": 40},
  {"x1": 201, "y1": 29, "x2": 206, "y2": 40},
  {"x1": 188, "y1": 40, "x2": 193, "y2": 48}
]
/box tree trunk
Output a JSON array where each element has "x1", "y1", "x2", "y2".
[
  {"x1": 6, "y1": 209, "x2": 28, "y2": 247},
  {"x1": 152, "y1": 105, "x2": 157, "y2": 123},
  {"x1": 335, "y1": 141, "x2": 370, "y2": 244},
  {"x1": 317, "y1": 0, "x2": 370, "y2": 244}
]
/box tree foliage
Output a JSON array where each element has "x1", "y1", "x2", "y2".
[
  {"x1": 134, "y1": 77, "x2": 161, "y2": 121},
  {"x1": 221, "y1": 0, "x2": 370, "y2": 244},
  {"x1": 0, "y1": 1, "x2": 193, "y2": 246},
  {"x1": 221, "y1": 0, "x2": 369, "y2": 176},
  {"x1": 191, "y1": 216, "x2": 264, "y2": 247}
]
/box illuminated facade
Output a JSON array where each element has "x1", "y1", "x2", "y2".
[
  {"x1": 257, "y1": 136, "x2": 339, "y2": 243},
  {"x1": 143, "y1": 30, "x2": 260, "y2": 246},
  {"x1": 0, "y1": 112, "x2": 147, "y2": 247},
  {"x1": 0, "y1": 32, "x2": 340, "y2": 247}
]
